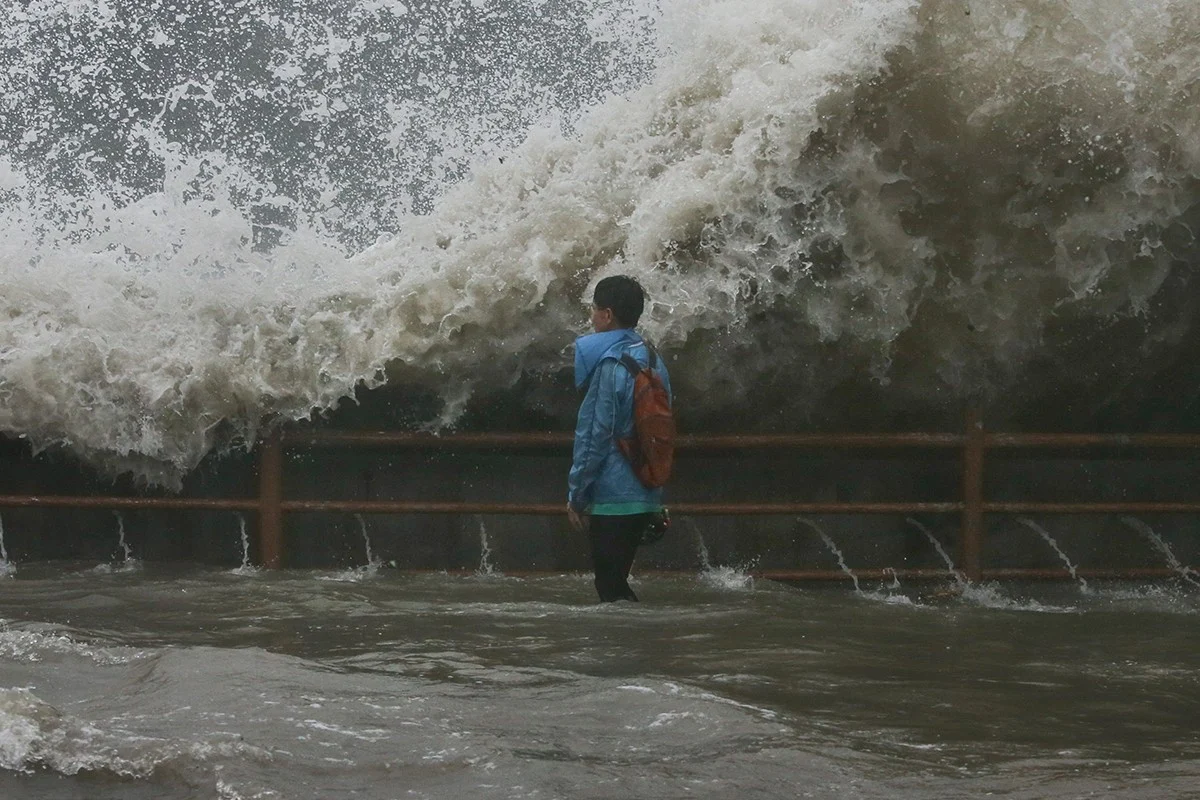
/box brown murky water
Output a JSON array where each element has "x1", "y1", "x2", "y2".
[{"x1": 2, "y1": 562, "x2": 1198, "y2": 799}]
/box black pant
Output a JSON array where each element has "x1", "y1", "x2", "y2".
[{"x1": 588, "y1": 514, "x2": 648, "y2": 602}]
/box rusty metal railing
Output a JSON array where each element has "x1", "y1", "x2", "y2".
[{"x1": 1, "y1": 407, "x2": 1198, "y2": 581}]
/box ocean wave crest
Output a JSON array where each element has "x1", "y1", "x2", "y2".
[{"x1": 1, "y1": 0, "x2": 1198, "y2": 483}]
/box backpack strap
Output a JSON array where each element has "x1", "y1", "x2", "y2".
[
  {"x1": 582, "y1": 344, "x2": 658, "y2": 395},
  {"x1": 617, "y1": 344, "x2": 657, "y2": 377}
]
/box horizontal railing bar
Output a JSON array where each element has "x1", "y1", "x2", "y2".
[
  {"x1": 284, "y1": 500, "x2": 562, "y2": 514},
  {"x1": 283, "y1": 431, "x2": 570, "y2": 448},
  {"x1": 376, "y1": 567, "x2": 1193, "y2": 581},
  {"x1": 985, "y1": 502, "x2": 1200, "y2": 513},
  {"x1": 281, "y1": 430, "x2": 966, "y2": 449},
  {"x1": 757, "y1": 568, "x2": 956, "y2": 581},
  {"x1": 0, "y1": 495, "x2": 259, "y2": 511},
  {"x1": 760, "y1": 567, "x2": 1193, "y2": 581},
  {"x1": 8, "y1": 497, "x2": 1197, "y2": 516},
  {"x1": 280, "y1": 500, "x2": 963, "y2": 515},
  {"x1": 384, "y1": 567, "x2": 963, "y2": 581},
  {"x1": 758, "y1": 567, "x2": 1193, "y2": 581},
  {"x1": 986, "y1": 433, "x2": 1200, "y2": 448},
  {"x1": 283, "y1": 430, "x2": 1200, "y2": 451},
  {"x1": 674, "y1": 502, "x2": 962, "y2": 514},
  {"x1": 384, "y1": 568, "x2": 960, "y2": 581},
  {"x1": 678, "y1": 433, "x2": 965, "y2": 449},
  {"x1": 981, "y1": 567, "x2": 1189, "y2": 580}
]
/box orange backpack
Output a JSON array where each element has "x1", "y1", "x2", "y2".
[{"x1": 616, "y1": 348, "x2": 675, "y2": 488}]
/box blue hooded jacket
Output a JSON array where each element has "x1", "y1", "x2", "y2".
[{"x1": 568, "y1": 328, "x2": 672, "y2": 514}]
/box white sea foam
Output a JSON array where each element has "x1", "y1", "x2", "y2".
[
  {"x1": 0, "y1": 686, "x2": 271, "y2": 778},
  {"x1": 316, "y1": 565, "x2": 380, "y2": 583},
  {"x1": 0, "y1": 624, "x2": 143, "y2": 666},
  {"x1": 0, "y1": 687, "x2": 106, "y2": 775},
  {"x1": 863, "y1": 590, "x2": 921, "y2": 608},
  {"x1": 2, "y1": 0, "x2": 1199, "y2": 484},
  {"x1": 961, "y1": 582, "x2": 1078, "y2": 614},
  {"x1": 698, "y1": 564, "x2": 755, "y2": 591}
]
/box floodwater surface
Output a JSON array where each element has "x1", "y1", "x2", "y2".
[{"x1": 1, "y1": 563, "x2": 1198, "y2": 799}]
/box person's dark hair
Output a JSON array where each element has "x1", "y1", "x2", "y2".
[{"x1": 593, "y1": 275, "x2": 645, "y2": 328}]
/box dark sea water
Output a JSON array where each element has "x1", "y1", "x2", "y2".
[{"x1": 2, "y1": 562, "x2": 1198, "y2": 798}]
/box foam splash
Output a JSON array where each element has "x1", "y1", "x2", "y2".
[
  {"x1": 860, "y1": 567, "x2": 917, "y2": 605},
  {"x1": 3, "y1": 0, "x2": 1200, "y2": 484},
  {"x1": 862, "y1": 590, "x2": 921, "y2": 608},
  {"x1": 960, "y1": 582, "x2": 1078, "y2": 614},
  {"x1": 686, "y1": 518, "x2": 754, "y2": 590},
  {"x1": 0, "y1": 686, "x2": 270, "y2": 779},
  {"x1": 698, "y1": 563, "x2": 755, "y2": 592},
  {"x1": 316, "y1": 566, "x2": 378, "y2": 583},
  {"x1": 1082, "y1": 582, "x2": 1200, "y2": 613},
  {"x1": 0, "y1": 0, "x2": 660, "y2": 485},
  {"x1": 0, "y1": 624, "x2": 143, "y2": 666},
  {"x1": 0, "y1": 688, "x2": 105, "y2": 775}
]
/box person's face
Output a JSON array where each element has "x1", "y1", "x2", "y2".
[{"x1": 591, "y1": 304, "x2": 618, "y2": 333}]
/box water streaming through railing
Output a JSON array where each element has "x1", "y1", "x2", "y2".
[
  {"x1": 1018, "y1": 518, "x2": 1089, "y2": 593},
  {"x1": 231, "y1": 513, "x2": 258, "y2": 575},
  {"x1": 883, "y1": 567, "x2": 901, "y2": 591},
  {"x1": 1120, "y1": 517, "x2": 1200, "y2": 588},
  {"x1": 101, "y1": 511, "x2": 140, "y2": 572},
  {"x1": 115, "y1": 512, "x2": 133, "y2": 562},
  {"x1": 905, "y1": 518, "x2": 966, "y2": 586},
  {"x1": 687, "y1": 517, "x2": 714, "y2": 573},
  {"x1": 796, "y1": 518, "x2": 861, "y2": 594},
  {"x1": 355, "y1": 514, "x2": 382, "y2": 572},
  {"x1": 475, "y1": 515, "x2": 497, "y2": 576}
]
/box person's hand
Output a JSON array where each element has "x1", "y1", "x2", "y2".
[{"x1": 567, "y1": 504, "x2": 589, "y2": 533}]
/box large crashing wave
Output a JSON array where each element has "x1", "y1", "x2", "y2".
[{"x1": 2, "y1": 0, "x2": 1199, "y2": 485}]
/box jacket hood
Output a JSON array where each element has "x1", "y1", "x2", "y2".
[{"x1": 574, "y1": 329, "x2": 643, "y2": 390}]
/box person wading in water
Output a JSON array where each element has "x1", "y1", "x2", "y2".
[{"x1": 567, "y1": 276, "x2": 673, "y2": 602}]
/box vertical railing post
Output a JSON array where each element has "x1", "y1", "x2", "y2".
[
  {"x1": 258, "y1": 431, "x2": 283, "y2": 569},
  {"x1": 961, "y1": 405, "x2": 985, "y2": 582}
]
